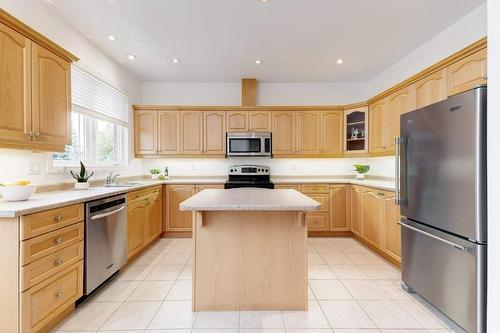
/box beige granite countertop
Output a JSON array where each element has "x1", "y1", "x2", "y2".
[
  {"x1": 0, "y1": 176, "x2": 394, "y2": 218},
  {"x1": 180, "y1": 188, "x2": 321, "y2": 211}
]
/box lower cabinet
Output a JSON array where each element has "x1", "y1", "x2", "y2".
[
  {"x1": 330, "y1": 185, "x2": 349, "y2": 231},
  {"x1": 127, "y1": 186, "x2": 163, "y2": 259},
  {"x1": 350, "y1": 186, "x2": 363, "y2": 235}
]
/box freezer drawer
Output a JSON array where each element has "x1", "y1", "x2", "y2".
[{"x1": 400, "y1": 219, "x2": 486, "y2": 333}]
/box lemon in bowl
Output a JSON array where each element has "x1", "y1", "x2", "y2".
[{"x1": 0, "y1": 180, "x2": 37, "y2": 202}]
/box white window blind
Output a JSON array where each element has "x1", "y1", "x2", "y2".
[{"x1": 71, "y1": 66, "x2": 129, "y2": 126}]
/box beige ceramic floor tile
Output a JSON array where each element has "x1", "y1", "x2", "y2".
[
  {"x1": 179, "y1": 264, "x2": 193, "y2": 279},
  {"x1": 145, "y1": 264, "x2": 184, "y2": 280},
  {"x1": 309, "y1": 253, "x2": 326, "y2": 264},
  {"x1": 160, "y1": 253, "x2": 191, "y2": 265},
  {"x1": 127, "y1": 280, "x2": 174, "y2": 301},
  {"x1": 358, "y1": 300, "x2": 422, "y2": 329},
  {"x1": 193, "y1": 311, "x2": 239, "y2": 329},
  {"x1": 321, "y1": 253, "x2": 353, "y2": 265},
  {"x1": 329, "y1": 265, "x2": 369, "y2": 280},
  {"x1": 117, "y1": 265, "x2": 154, "y2": 281},
  {"x1": 342, "y1": 280, "x2": 391, "y2": 300},
  {"x1": 308, "y1": 284, "x2": 316, "y2": 300},
  {"x1": 282, "y1": 301, "x2": 330, "y2": 329},
  {"x1": 166, "y1": 279, "x2": 193, "y2": 300},
  {"x1": 358, "y1": 264, "x2": 401, "y2": 280},
  {"x1": 309, "y1": 280, "x2": 352, "y2": 300},
  {"x1": 239, "y1": 311, "x2": 284, "y2": 329},
  {"x1": 286, "y1": 330, "x2": 334, "y2": 333},
  {"x1": 309, "y1": 265, "x2": 337, "y2": 279},
  {"x1": 397, "y1": 300, "x2": 446, "y2": 329},
  {"x1": 100, "y1": 301, "x2": 161, "y2": 330},
  {"x1": 130, "y1": 252, "x2": 164, "y2": 266},
  {"x1": 55, "y1": 301, "x2": 121, "y2": 331},
  {"x1": 239, "y1": 329, "x2": 286, "y2": 333},
  {"x1": 334, "y1": 329, "x2": 380, "y2": 333},
  {"x1": 147, "y1": 300, "x2": 196, "y2": 329},
  {"x1": 344, "y1": 253, "x2": 387, "y2": 265},
  {"x1": 93, "y1": 280, "x2": 140, "y2": 302},
  {"x1": 319, "y1": 300, "x2": 376, "y2": 329}
]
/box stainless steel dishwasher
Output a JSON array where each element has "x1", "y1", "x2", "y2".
[{"x1": 85, "y1": 194, "x2": 127, "y2": 295}]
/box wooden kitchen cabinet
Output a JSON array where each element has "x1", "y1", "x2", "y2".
[
  {"x1": 127, "y1": 199, "x2": 147, "y2": 259},
  {"x1": 135, "y1": 109, "x2": 158, "y2": 155},
  {"x1": 274, "y1": 184, "x2": 302, "y2": 191},
  {"x1": 181, "y1": 111, "x2": 204, "y2": 154},
  {"x1": 361, "y1": 190, "x2": 384, "y2": 247},
  {"x1": 386, "y1": 85, "x2": 416, "y2": 152},
  {"x1": 383, "y1": 192, "x2": 401, "y2": 262},
  {"x1": 350, "y1": 185, "x2": 363, "y2": 235},
  {"x1": 204, "y1": 111, "x2": 226, "y2": 155},
  {"x1": 166, "y1": 185, "x2": 196, "y2": 231},
  {"x1": 447, "y1": 48, "x2": 487, "y2": 96},
  {"x1": 272, "y1": 110, "x2": 296, "y2": 155},
  {"x1": 249, "y1": 111, "x2": 271, "y2": 131},
  {"x1": 0, "y1": 22, "x2": 32, "y2": 147},
  {"x1": 196, "y1": 184, "x2": 224, "y2": 191},
  {"x1": 344, "y1": 107, "x2": 368, "y2": 154},
  {"x1": 158, "y1": 111, "x2": 180, "y2": 154},
  {"x1": 296, "y1": 111, "x2": 321, "y2": 154},
  {"x1": 330, "y1": 185, "x2": 349, "y2": 231},
  {"x1": 369, "y1": 100, "x2": 387, "y2": 153},
  {"x1": 415, "y1": 69, "x2": 448, "y2": 109},
  {"x1": 227, "y1": 111, "x2": 248, "y2": 132},
  {"x1": 302, "y1": 184, "x2": 330, "y2": 231},
  {"x1": 321, "y1": 111, "x2": 343, "y2": 155},
  {"x1": 146, "y1": 189, "x2": 163, "y2": 243}
]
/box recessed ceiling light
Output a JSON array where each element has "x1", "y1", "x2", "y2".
[
  {"x1": 337, "y1": 58, "x2": 344, "y2": 65},
  {"x1": 160, "y1": 61, "x2": 167, "y2": 65},
  {"x1": 107, "y1": 35, "x2": 116, "y2": 41},
  {"x1": 45, "y1": 0, "x2": 55, "y2": 4},
  {"x1": 255, "y1": 59, "x2": 262, "y2": 64},
  {"x1": 172, "y1": 58, "x2": 180, "y2": 64},
  {"x1": 127, "y1": 54, "x2": 136, "y2": 61},
  {"x1": 259, "y1": 0, "x2": 269, "y2": 3}
]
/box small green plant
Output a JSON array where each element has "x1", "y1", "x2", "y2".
[
  {"x1": 150, "y1": 168, "x2": 161, "y2": 175},
  {"x1": 353, "y1": 164, "x2": 370, "y2": 174},
  {"x1": 70, "y1": 162, "x2": 94, "y2": 183}
]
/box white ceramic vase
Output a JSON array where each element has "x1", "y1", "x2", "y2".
[
  {"x1": 74, "y1": 182, "x2": 90, "y2": 190},
  {"x1": 151, "y1": 174, "x2": 160, "y2": 180},
  {"x1": 356, "y1": 173, "x2": 365, "y2": 180}
]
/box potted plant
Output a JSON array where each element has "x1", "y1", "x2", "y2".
[
  {"x1": 353, "y1": 164, "x2": 370, "y2": 180},
  {"x1": 70, "y1": 161, "x2": 94, "y2": 190},
  {"x1": 150, "y1": 168, "x2": 161, "y2": 180}
]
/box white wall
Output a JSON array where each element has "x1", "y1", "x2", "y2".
[
  {"x1": 487, "y1": 0, "x2": 500, "y2": 330},
  {"x1": 143, "y1": 156, "x2": 394, "y2": 178},
  {"x1": 0, "y1": 0, "x2": 144, "y2": 185}
]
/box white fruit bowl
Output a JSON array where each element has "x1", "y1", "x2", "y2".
[{"x1": 0, "y1": 185, "x2": 37, "y2": 201}]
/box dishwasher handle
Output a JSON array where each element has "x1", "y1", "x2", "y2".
[
  {"x1": 90, "y1": 206, "x2": 125, "y2": 221},
  {"x1": 397, "y1": 220, "x2": 471, "y2": 252}
]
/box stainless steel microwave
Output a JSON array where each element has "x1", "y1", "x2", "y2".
[{"x1": 226, "y1": 132, "x2": 272, "y2": 157}]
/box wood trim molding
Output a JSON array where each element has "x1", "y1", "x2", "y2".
[
  {"x1": 242, "y1": 78, "x2": 257, "y2": 106},
  {"x1": 0, "y1": 9, "x2": 79, "y2": 62},
  {"x1": 133, "y1": 105, "x2": 346, "y2": 111}
]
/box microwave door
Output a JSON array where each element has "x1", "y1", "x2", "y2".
[{"x1": 228, "y1": 138, "x2": 263, "y2": 156}]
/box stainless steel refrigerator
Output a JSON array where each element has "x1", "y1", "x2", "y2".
[{"x1": 397, "y1": 86, "x2": 487, "y2": 333}]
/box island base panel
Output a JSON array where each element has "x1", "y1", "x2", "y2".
[{"x1": 193, "y1": 210, "x2": 308, "y2": 311}]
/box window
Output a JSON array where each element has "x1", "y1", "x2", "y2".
[{"x1": 52, "y1": 66, "x2": 129, "y2": 169}]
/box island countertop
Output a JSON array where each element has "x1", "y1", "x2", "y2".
[{"x1": 180, "y1": 188, "x2": 321, "y2": 211}]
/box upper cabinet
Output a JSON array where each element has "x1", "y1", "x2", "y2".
[
  {"x1": 158, "y1": 111, "x2": 180, "y2": 155},
  {"x1": 272, "y1": 111, "x2": 296, "y2": 155},
  {"x1": 227, "y1": 111, "x2": 248, "y2": 132},
  {"x1": 344, "y1": 107, "x2": 368, "y2": 154},
  {"x1": 180, "y1": 111, "x2": 204, "y2": 154},
  {"x1": 386, "y1": 85, "x2": 416, "y2": 152},
  {"x1": 249, "y1": 111, "x2": 271, "y2": 132},
  {"x1": 227, "y1": 110, "x2": 271, "y2": 132},
  {"x1": 447, "y1": 48, "x2": 487, "y2": 96},
  {"x1": 0, "y1": 12, "x2": 78, "y2": 152},
  {"x1": 415, "y1": 69, "x2": 447, "y2": 109},
  {"x1": 204, "y1": 111, "x2": 226, "y2": 155},
  {"x1": 134, "y1": 109, "x2": 158, "y2": 155},
  {"x1": 296, "y1": 111, "x2": 320, "y2": 154},
  {"x1": 368, "y1": 100, "x2": 387, "y2": 153},
  {"x1": 321, "y1": 111, "x2": 343, "y2": 155}
]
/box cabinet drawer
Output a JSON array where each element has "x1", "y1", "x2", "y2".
[
  {"x1": 20, "y1": 222, "x2": 84, "y2": 266},
  {"x1": 304, "y1": 194, "x2": 329, "y2": 212},
  {"x1": 20, "y1": 204, "x2": 84, "y2": 240},
  {"x1": 275, "y1": 184, "x2": 302, "y2": 191},
  {"x1": 128, "y1": 186, "x2": 162, "y2": 203},
  {"x1": 302, "y1": 184, "x2": 329, "y2": 194},
  {"x1": 21, "y1": 261, "x2": 83, "y2": 333},
  {"x1": 306, "y1": 213, "x2": 329, "y2": 231},
  {"x1": 20, "y1": 241, "x2": 83, "y2": 291}
]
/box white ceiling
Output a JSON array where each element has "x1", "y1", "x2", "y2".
[{"x1": 43, "y1": 0, "x2": 485, "y2": 82}]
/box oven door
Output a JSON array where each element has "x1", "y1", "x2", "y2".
[{"x1": 226, "y1": 134, "x2": 270, "y2": 156}]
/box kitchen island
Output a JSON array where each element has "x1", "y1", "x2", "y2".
[{"x1": 180, "y1": 188, "x2": 320, "y2": 311}]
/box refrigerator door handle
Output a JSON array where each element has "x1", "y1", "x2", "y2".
[
  {"x1": 397, "y1": 220, "x2": 472, "y2": 252},
  {"x1": 395, "y1": 137, "x2": 401, "y2": 205}
]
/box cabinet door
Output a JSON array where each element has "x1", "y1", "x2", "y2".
[
  {"x1": 204, "y1": 111, "x2": 226, "y2": 155},
  {"x1": 361, "y1": 190, "x2": 383, "y2": 247},
  {"x1": 271, "y1": 111, "x2": 295, "y2": 155},
  {"x1": 135, "y1": 109, "x2": 157, "y2": 155},
  {"x1": 181, "y1": 111, "x2": 203, "y2": 154},
  {"x1": 386, "y1": 86, "x2": 416, "y2": 152},
  {"x1": 0, "y1": 22, "x2": 32, "y2": 146},
  {"x1": 369, "y1": 100, "x2": 387, "y2": 153},
  {"x1": 127, "y1": 200, "x2": 147, "y2": 258},
  {"x1": 146, "y1": 190, "x2": 163, "y2": 243},
  {"x1": 249, "y1": 111, "x2": 271, "y2": 132},
  {"x1": 158, "y1": 111, "x2": 180, "y2": 154},
  {"x1": 31, "y1": 44, "x2": 71, "y2": 148},
  {"x1": 296, "y1": 111, "x2": 320, "y2": 154},
  {"x1": 167, "y1": 185, "x2": 195, "y2": 231},
  {"x1": 227, "y1": 111, "x2": 248, "y2": 132},
  {"x1": 344, "y1": 107, "x2": 368, "y2": 154},
  {"x1": 330, "y1": 185, "x2": 348, "y2": 231},
  {"x1": 321, "y1": 111, "x2": 343, "y2": 155},
  {"x1": 351, "y1": 186, "x2": 363, "y2": 235},
  {"x1": 383, "y1": 193, "x2": 401, "y2": 261},
  {"x1": 415, "y1": 69, "x2": 447, "y2": 109},
  {"x1": 447, "y1": 48, "x2": 487, "y2": 96}
]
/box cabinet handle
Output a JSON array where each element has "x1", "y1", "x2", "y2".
[
  {"x1": 378, "y1": 192, "x2": 385, "y2": 196},
  {"x1": 481, "y1": 73, "x2": 488, "y2": 80},
  {"x1": 55, "y1": 237, "x2": 63, "y2": 244},
  {"x1": 27, "y1": 131, "x2": 34, "y2": 139},
  {"x1": 55, "y1": 291, "x2": 64, "y2": 297},
  {"x1": 55, "y1": 215, "x2": 63, "y2": 222},
  {"x1": 55, "y1": 258, "x2": 64, "y2": 266}
]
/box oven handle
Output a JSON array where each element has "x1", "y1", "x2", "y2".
[
  {"x1": 90, "y1": 206, "x2": 125, "y2": 221},
  {"x1": 397, "y1": 220, "x2": 471, "y2": 252}
]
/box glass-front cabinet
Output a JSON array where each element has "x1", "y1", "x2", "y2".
[{"x1": 344, "y1": 107, "x2": 368, "y2": 154}]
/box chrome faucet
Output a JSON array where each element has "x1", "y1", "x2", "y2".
[{"x1": 106, "y1": 172, "x2": 120, "y2": 185}]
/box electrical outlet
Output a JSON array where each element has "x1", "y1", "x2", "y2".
[
  {"x1": 28, "y1": 162, "x2": 42, "y2": 175},
  {"x1": 191, "y1": 163, "x2": 196, "y2": 171}
]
